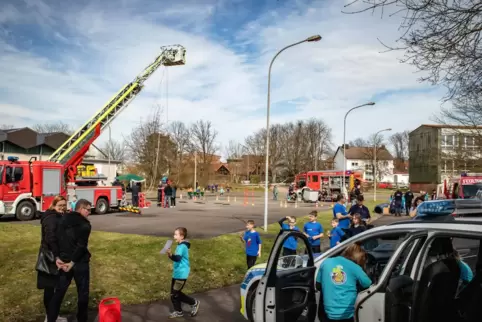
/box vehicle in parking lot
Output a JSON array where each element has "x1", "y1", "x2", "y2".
[{"x1": 244, "y1": 220, "x2": 482, "y2": 322}]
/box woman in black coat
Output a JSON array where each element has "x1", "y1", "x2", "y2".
[{"x1": 37, "y1": 195, "x2": 67, "y2": 320}]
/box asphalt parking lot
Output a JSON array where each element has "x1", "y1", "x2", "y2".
[{"x1": 7, "y1": 196, "x2": 331, "y2": 238}]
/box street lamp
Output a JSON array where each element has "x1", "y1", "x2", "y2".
[
  {"x1": 342, "y1": 102, "x2": 376, "y2": 195},
  {"x1": 264, "y1": 34, "x2": 322, "y2": 231},
  {"x1": 373, "y1": 128, "x2": 392, "y2": 201}
]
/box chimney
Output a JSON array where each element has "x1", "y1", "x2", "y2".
[{"x1": 343, "y1": 144, "x2": 349, "y2": 149}]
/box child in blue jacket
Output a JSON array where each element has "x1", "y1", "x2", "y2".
[{"x1": 166, "y1": 227, "x2": 200, "y2": 318}]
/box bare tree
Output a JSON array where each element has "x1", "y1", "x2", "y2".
[
  {"x1": 224, "y1": 140, "x2": 243, "y2": 160},
  {"x1": 101, "y1": 139, "x2": 126, "y2": 163},
  {"x1": 168, "y1": 121, "x2": 191, "y2": 184},
  {"x1": 190, "y1": 120, "x2": 218, "y2": 184},
  {"x1": 0, "y1": 124, "x2": 14, "y2": 130},
  {"x1": 124, "y1": 109, "x2": 176, "y2": 187},
  {"x1": 389, "y1": 131, "x2": 409, "y2": 171},
  {"x1": 348, "y1": 138, "x2": 369, "y2": 147},
  {"x1": 344, "y1": 1, "x2": 482, "y2": 103},
  {"x1": 32, "y1": 121, "x2": 74, "y2": 134}
]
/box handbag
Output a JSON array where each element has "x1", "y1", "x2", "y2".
[{"x1": 35, "y1": 247, "x2": 59, "y2": 275}]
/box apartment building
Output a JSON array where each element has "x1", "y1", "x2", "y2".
[{"x1": 409, "y1": 124, "x2": 482, "y2": 191}]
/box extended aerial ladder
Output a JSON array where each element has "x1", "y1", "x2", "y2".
[{"x1": 48, "y1": 45, "x2": 186, "y2": 183}]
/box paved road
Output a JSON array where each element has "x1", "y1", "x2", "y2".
[
  {"x1": 7, "y1": 198, "x2": 332, "y2": 238},
  {"x1": 82, "y1": 214, "x2": 406, "y2": 322}
]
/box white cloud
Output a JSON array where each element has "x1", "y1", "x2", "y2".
[{"x1": 0, "y1": 0, "x2": 450, "y2": 156}]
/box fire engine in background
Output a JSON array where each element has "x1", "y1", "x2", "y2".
[
  {"x1": 294, "y1": 170, "x2": 363, "y2": 202},
  {"x1": 0, "y1": 45, "x2": 186, "y2": 221},
  {"x1": 438, "y1": 172, "x2": 482, "y2": 199}
]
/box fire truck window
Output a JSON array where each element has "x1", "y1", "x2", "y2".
[
  {"x1": 312, "y1": 175, "x2": 318, "y2": 182},
  {"x1": 5, "y1": 167, "x2": 23, "y2": 183}
]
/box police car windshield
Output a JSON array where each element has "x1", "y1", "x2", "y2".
[{"x1": 462, "y1": 184, "x2": 482, "y2": 199}]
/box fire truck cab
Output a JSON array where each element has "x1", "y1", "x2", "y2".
[
  {"x1": 0, "y1": 157, "x2": 64, "y2": 220},
  {"x1": 443, "y1": 172, "x2": 482, "y2": 199}
]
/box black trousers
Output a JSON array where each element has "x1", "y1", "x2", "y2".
[
  {"x1": 171, "y1": 197, "x2": 176, "y2": 207},
  {"x1": 171, "y1": 279, "x2": 196, "y2": 312},
  {"x1": 282, "y1": 248, "x2": 297, "y2": 256},
  {"x1": 325, "y1": 318, "x2": 354, "y2": 322},
  {"x1": 306, "y1": 246, "x2": 321, "y2": 254},
  {"x1": 405, "y1": 203, "x2": 411, "y2": 215},
  {"x1": 47, "y1": 262, "x2": 90, "y2": 322},
  {"x1": 132, "y1": 194, "x2": 139, "y2": 207},
  {"x1": 43, "y1": 288, "x2": 55, "y2": 314},
  {"x1": 247, "y1": 255, "x2": 257, "y2": 269}
]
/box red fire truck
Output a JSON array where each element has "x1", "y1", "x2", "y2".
[
  {"x1": 294, "y1": 170, "x2": 363, "y2": 201},
  {"x1": 440, "y1": 172, "x2": 482, "y2": 199},
  {"x1": 0, "y1": 45, "x2": 186, "y2": 220}
]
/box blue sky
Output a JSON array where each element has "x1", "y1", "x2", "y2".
[{"x1": 0, "y1": 0, "x2": 449, "y2": 153}]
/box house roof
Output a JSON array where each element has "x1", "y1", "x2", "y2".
[
  {"x1": 334, "y1": 145, "x2": 394, "y2": 161},
  {"x1": 0, "y1": 127, "x2": 71, "y2": 150},
  {"x1": 418, "y1": 124, "x2": 482, "y2": 129}
]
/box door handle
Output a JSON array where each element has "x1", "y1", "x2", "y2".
[{"x1": 267, "y1": 305, "x2": 275, "y2": 309}]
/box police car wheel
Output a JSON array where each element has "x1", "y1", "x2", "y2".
[{"x1": 246, "y1": 282, "x2": 258, "y2": 322}]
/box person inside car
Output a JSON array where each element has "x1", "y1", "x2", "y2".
[{"x1": 316, "y1": 243, "x2": 372, "y2": 322}]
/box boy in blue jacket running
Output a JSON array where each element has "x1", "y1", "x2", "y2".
[{"x1": 166, "y1": 227, "x2": 200, "y2": 318}]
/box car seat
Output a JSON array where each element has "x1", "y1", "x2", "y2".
[{"x1": 413, "y1": 238, "x2": 461, "y2": 322}]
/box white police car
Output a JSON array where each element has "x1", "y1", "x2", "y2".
[{"x1": 243, "y1": 219, "x2": 482, "y2": 322}]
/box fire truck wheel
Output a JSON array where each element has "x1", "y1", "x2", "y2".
[
  {"x1": 16, "y1": 201, "x2": 36, "y2": 221},
  {"x1": 95, "y1": 198, "x2": 109, "y2": 215}
]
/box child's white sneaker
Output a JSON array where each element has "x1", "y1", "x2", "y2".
[
  {"x1": 191, "y1": 299, "x2": 200, "y2": 316},
  {"x1": 169, "y1": 311, "x2": 184, "y2": 318},
  {"x1": 44, "y1": 316, "x2": 68, "y2": 322}
]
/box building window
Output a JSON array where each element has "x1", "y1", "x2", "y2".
[
  {"x1": 311, "y1": 175, "x2": 318, "y2": 182},
  {"x1": 351, "y1": 162, "x2": 358, "y2": 167},
  {"x1": 442, "y1": 135, "x2": 454, "y2": 147}
]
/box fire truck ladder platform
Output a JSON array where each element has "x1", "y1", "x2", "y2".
[{"x1": 48, "y1": 45, "x2": 186, "y2": 165}]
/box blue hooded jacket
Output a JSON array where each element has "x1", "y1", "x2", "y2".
[{"x1": 169, "y1": 241, "x2": 191, "y2": 279}]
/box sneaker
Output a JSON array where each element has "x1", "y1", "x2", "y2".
[
  {"x1": 191, "y1": 300, "x2": 200, "y2": 316},
  {"x1": 169, "y1": 311, "x2": 184, "y2": 318}
]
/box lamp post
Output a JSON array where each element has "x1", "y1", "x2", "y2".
[
  {"x1": 342, "y1": 102, "x2": 376, "y2": 195},
  {"x1": 373, "y1": 128, "x2": 392, "y2": 201},
  {"x1": 264, "y1": 34, "x2": 322, "y2": 232}
]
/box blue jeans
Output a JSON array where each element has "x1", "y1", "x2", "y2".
[{"x1": 164, "y1": 195, "x2": 172, "y2": 208}]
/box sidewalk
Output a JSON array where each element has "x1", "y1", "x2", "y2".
[{"x1": 87, "y1": 285, "x2": 244, "y2": 322}]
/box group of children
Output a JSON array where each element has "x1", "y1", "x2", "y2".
[
  {"x1": 163, "y1": 196, "x2": 368, "y2": 318},
  {"x1": 238, "y1": 210, "x2": 350, "y2": 270}
]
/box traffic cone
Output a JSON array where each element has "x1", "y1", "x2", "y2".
[
  {"x1": 284, "y1": 200, "x2": 288, "y2": 208},
  {"x1": 280, "y1": 201, "x2": 283, "y2": 207},
  {"x1": 234, "y1": 196, "x2": 237, "y2": 202},
  {"x1": 180, "y1": 194, "x2": 182, "y2": 200},
  {"x1": 295, "y1": 202, "x2": 298, "y2": 208},
  {"x1": 216, "y1": 195, "x2": 219, "y2": 201},
  {"x1": 228, "y1": 196, "x2": 230, "y2": 202}
]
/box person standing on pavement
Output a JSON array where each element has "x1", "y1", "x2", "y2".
[
  {"x1": 273, "y1": 185, "x2": 279, "y2": 200},
  {"x1": 131, "y1": 181, "x2": 140, "y2": 207},
  {"x1": 166, "y1": 227, "x2": 200, "y2": 319},
  {"x1": 393, "y1": 189, "x2": 403, "y2": 217},
  {"x1": 171, "y1": 185, "x2": 177, "y2": 208},
  {"x1": 37, "y1": 196, "x2": 68, "y2": 322},
  {"x1": 164, "y1": 183, "x2": 173, "y2": 208},
  {"x1": 333, "y1": 195, "x2": 352, "y2": 229},
  {"x1": 48, "y1": 199, "x2": 92, "y2": 322},
  {"x1": 404, "y1": 189, "x2": 414, "y2": 216}
]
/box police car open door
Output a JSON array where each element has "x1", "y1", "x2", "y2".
[{"x1": 255, "y1": 230, "x2": 317, "y2": 322}]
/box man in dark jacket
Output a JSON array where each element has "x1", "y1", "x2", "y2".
[
  {"x1": 164, "y1": 183, "x2": 173, "y2": 208},
  {"x1": 47, "y1": 199, "x2": 92, "y2": 322},
  {"x1": 404, "y1": 189, "x2": 414, "y2": 216}
]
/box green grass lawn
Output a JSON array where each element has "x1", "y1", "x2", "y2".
[{"x1": 0, "y1": 201, "x2": 377, "y2": 322}]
